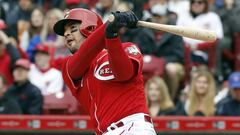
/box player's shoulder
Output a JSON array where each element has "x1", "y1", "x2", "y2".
[
  {"x1": 61, "y1": 56, "x2": 72, "y2": 74},
  {"x1": 95, "y1": 49, "x2": 108, "y2": 62},
  {"x1": 61, "y1": 56, "x2": 71, "y2": 64},
  {"x1": 122, "y1": 42, "x2": 138, "y2": 47},
  {"x1": 122, "y1": 42, "x2": 142, "y2": 55}
]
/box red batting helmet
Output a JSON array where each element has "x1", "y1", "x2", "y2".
[{"x1": 53, "y1": 8, "x2": 103, "y2": 37}]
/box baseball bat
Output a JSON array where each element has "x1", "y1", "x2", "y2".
[{"x1": 108, "y1": 15, "x2": 217, "y2": 42}]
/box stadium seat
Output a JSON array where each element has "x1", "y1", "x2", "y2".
[
  {"x1": 221, "y1": 32, "x2": 240, "y2": 71},
  {"x1": 234, "y1": 32, "x2": 240, "y2": 71},
  {"x1": 142, "y1": 55, "x2": 165, "y2": 82},
  {"x1": 183, "y1": 45, "x2": 191, "y2": 82},
  {"x1": 43, "y1": 89, "x2": 79, "y2": 114},
  {"x1": 185, "y1": 40, "x2": 218, "y2": 73}
]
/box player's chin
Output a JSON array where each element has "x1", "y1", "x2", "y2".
[
  {"x1": 69, "y1": 48, "x2": 78, "y2": 54},
  {"x1": 66, "y1": 44, "x2": 75, "y2": 53}
]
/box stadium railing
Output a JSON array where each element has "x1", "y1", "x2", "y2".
[{"x1": 0, "y1": 115, "x2": 240, "y2": 135}]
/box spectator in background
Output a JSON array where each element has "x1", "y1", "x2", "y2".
[
  {"x1": 122, "y1": 0, "x2": 148, "y2": 20},
  {"x1": 93, "y1": 0, "x2": 117, "y2": 22},
  {"x1": 20, "y1": 7, "x2": 45, "y2": 62},
  {"x1": 6, "y1": 0, "x2": 35, "y2": 41},
  {"x1": 216, "y1": 72, "x2": 240, "y2": 116},
  {"x1": 29, "y1": 44, "x2": 64, "y2": 96},
  {"x1": 40, "y1": 8, "x2": 69, "y2": 58},
  {"x1": 168, "y1": 0, "x2": 190, "y2": 16},
  {"x1": 177, "y1": 0, "x2": 223, "y2": 68},
  {"x1": 6, "y1": 59, "x2": 43, "y2": 115},
  {"x1": 174, "y1": 85, "x2": 189, "y2": 115},
  {"x1": 62, "y1": 0, "x2": 90, "y2": 10},
  {"x1": 135, "y1": 0, "x2": 185, "y2": 100},
  {"x1": 185, "y1": 70, "x2": 216, "y2": 116},
  {"x1": 6, "y1": 0, "x2": 34, "y2": 26},
  {"x1": 236, "y1": 0, "x2": 240, "y2": 6},
  {"x1": 176, "y1": 68, "x2": 212, "y2": 116},
  {"x1": 0, "y1": 22, "x2": 21, "y2": 85},
  {"x1": 0, "y1": 4, "x2": 6, "y2": 21},
  {"x1": 215, "y1": 0, "x2": 240, "y2": 81},
  {"x1": 40, "y1": 8, "x2": 64, "y2": 47},
  {"x1": 215, "y1": 80, "x2": 229, "y2": 104},
  {"x1": 176, "y1": 65, "x2": 209, "y2": 115},
  {"x1": 177, "y1": 0, "x2": 223, "y2": 45},
  {"x1": 145, "y1": 76, "x2": 175, "y2": 116},
  {"x1": 116, "y1": 0, "x2": 132, "y2": 12},
  {"x1": 0, "y1": 75, "x2": 22, "y2": 114},
  {"x1": 33, "y1": 0, "x2": 63, "y2": 10}
]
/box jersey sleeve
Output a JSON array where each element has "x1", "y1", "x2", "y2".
[
  {"x1": 123, "y1": 42, "x2": 143, "y2": 75},
  {"x1": 62, "y1": 57, "x2": 82, "y2": 97}
]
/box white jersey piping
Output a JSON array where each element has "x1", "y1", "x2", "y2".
[{"x1": 86, "y1": 78, "x2": 103, "y2": 133}]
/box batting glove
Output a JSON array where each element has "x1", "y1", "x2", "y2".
[{"x1": 105, "y1": 11, "x2": 138, "y2": 38}]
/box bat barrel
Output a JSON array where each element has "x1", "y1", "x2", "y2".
[{"x1": 137, "y1": 21, "x2": 217, "y2": 42}]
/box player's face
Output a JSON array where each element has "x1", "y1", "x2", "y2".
[{"x1": 64, "y1": 22, "x2": 86, "y2": 54}]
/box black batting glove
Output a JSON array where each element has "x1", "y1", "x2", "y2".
[{"x1": 105, "y1": 11, "x2": 139, "y2": 39}]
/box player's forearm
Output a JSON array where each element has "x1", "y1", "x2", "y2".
[
  {"x1": 68, "y1": 23, "x2": 107, "y2": 80},
  {"x1": 105, "y1": 37, "x2": 134, "y2": 81}
]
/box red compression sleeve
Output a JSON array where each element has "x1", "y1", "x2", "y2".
[
  {"x1": 68, "y1": 23, "x2": 107, "y2": 80},
  {"x1": 105, "y1": 37, "x2": 135, "y2": 81}
]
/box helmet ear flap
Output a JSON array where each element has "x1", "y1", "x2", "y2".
[
  {"x1": 80, "y1": 26, "x2": 96, "y2": 37},
  {"x1": 86, "y1": 26, "x2": 95, "y2": 31}
]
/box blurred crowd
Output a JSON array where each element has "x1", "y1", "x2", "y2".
[{"x1": 0, "y1": 0, "x2": 240, "y2": 117}]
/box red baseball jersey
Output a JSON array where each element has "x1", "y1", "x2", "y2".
[{"x1": 62, "y1": 42, "x2": 149, "y2": 134}]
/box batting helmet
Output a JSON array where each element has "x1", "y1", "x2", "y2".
[{"x1": 53, "y1": 8, "x2": 103, "y2": 37}]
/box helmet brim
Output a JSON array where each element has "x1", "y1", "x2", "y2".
[
  {"x1": 53, "y1": 19, "x2": 68, "y2": 36},
  {"x1": 53, "y1": 19, "x2": 80, "y2": 36}
]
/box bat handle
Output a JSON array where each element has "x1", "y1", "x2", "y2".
[{"x1": 108, "y1": 14, "x2": 115, "y2": 23}]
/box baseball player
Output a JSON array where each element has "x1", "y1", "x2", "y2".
[{"x1": 53, "y1": 8, "x2": 156, "y2": 135}]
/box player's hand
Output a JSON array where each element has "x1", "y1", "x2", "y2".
[
  {"x1": 105, "y1": 11, "x2": 138, "y2": 38},
  {"x1": 111, "y1": 11, "x2": 138, "y2": 28}
]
